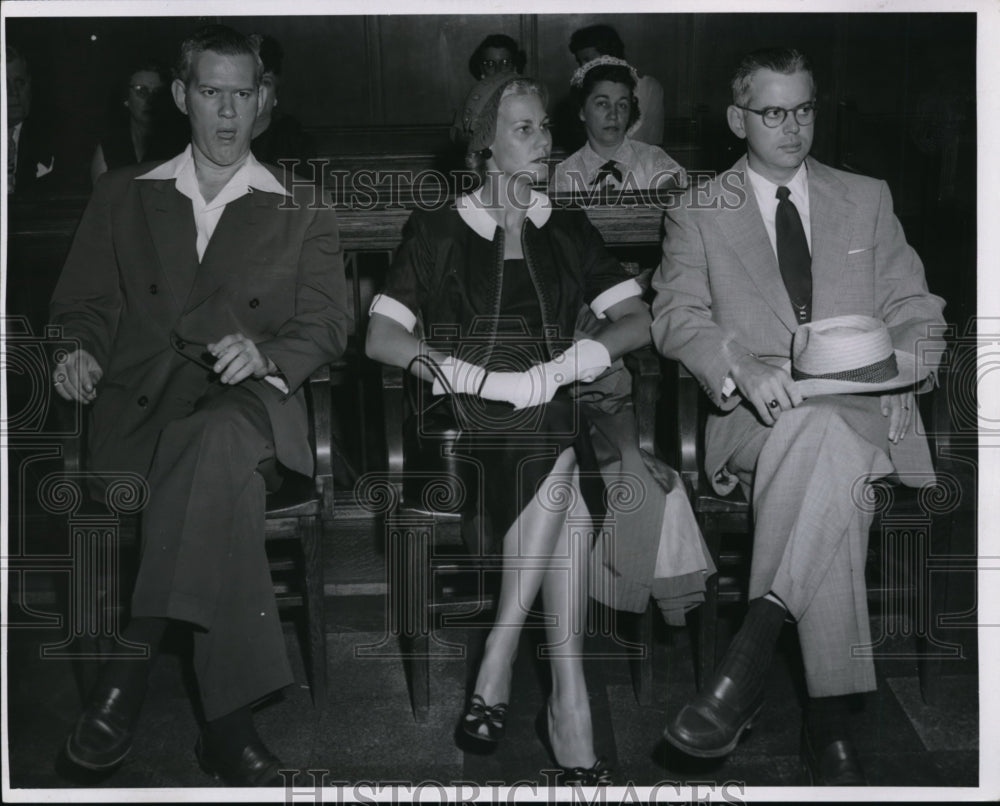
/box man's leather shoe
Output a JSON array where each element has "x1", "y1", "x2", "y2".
[
  {"x1": 663, "y1": 673, "x2": 764, "y2": 758},
  {"x1": 195, "y1": 734, "x2": 286, "y2": 787},
  {"x1": 65, "y1": 684, "x2": 144, "y2": 770},
  {"x1": 801, "y1": 726, "x2": 867, "y2": 785}
]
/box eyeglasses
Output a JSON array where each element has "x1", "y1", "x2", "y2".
[
  {"x1": 735, "y1": 101, "x2": 817, "y2": 128},
  {"x1": 129, "y1": 84, "x2": 162, "y2": 98},
  {"x1": 481, "y1": 58, "x2": 512, "y2": 71}
]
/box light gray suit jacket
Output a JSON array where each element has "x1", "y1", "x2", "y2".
[{"x1": 651, "y1": 156, "x2": 947, "y2": 494}]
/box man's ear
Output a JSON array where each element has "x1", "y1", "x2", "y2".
[
  {"x1": 171, "y1": 79, "x2": 189, "y2": 116},
  {"x1": 726, "y1": 105, "x2": 746, "y2": 140}
]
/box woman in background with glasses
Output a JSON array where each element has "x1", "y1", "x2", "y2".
[
  {"x1": 90, "y1": 62, "x2": 182, "y2": 184},
  {"x1": 468, "y1": 33, "x2": 525, "y2": 80}
]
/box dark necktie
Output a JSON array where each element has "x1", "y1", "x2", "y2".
[
  {"x1": 775, "y1": 185, "x2": 812, "y2": 324},
  {"x1": 592, "y1": 160, "x2": 623, "y2": 188}
]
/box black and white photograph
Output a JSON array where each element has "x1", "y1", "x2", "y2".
[{"x1": 1, "y1": 0, "x2": 993, "y2": 801}]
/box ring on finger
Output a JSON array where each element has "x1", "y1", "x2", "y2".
[{"x1": 768, "y1": 399, "x2": 780, "y2": 409}]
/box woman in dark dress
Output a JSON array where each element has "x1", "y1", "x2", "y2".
[
  {"x1": 366, "y1": 73, "x2": 650, "y2": 783},
  {"x1": 90, "y1": 63, "x2": 178, "y2": 184}
]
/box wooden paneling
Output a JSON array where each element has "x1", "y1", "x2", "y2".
[
  {"x1": 3, "y1": 13, "x2": 976, "y2": 216},
  {"x1": 376, "y1": 15, "x2": 522, "y2": 126},
  {"x1": 226, "y1": 16, "x2": 373, "y2": 128}
]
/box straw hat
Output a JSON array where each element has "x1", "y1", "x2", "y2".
[{"x1": 786, "y1": 315, "x2": 929, "y2": 396}]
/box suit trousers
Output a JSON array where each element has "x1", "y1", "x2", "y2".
[
  {"x1": 131, "y1": 384, "x2": 293, "y2": 720},
  {"x1": 727, "y1": 395, "x2": 897, "y2": 697}
]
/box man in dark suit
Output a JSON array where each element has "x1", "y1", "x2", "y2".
[
  {"x1": 6, "y1": 44, "x2": 57, "y2": 196},
  {"x1": 51, "y1": 25, "x2": 349, "y2": 785},
  {"x1": 651, "y1": 48, "x2": 946, "y2": 784}
]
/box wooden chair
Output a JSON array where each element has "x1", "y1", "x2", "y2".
[
  {"x1": 374, "y1": 347, "x2": 662, "y2": 721},
  {"x1": 54, "y1": 366, "x2": 335, "y2": 708},
  {"x1": 670, "y1": 354, "x2": 967, "y2": 704}
]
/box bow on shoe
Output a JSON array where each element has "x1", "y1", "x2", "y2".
[
  {"x1": 558, "y1": 757, "x2": 615, "y2": 786},
  {"x1": 462, "y1": 694, "x2": 508, "y2": 742}
]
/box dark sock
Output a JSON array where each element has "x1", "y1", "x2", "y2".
[
  {"x1": 98, "y1": 617, "x2": 168, "y2": 696},
  {"x1": 716, "y1": 595, "x2": 787, "y2": 689},
  {"x1": 204, "y1": 706, "x2": 258, "y2": 764},
  {"x1": 806, "y1": 695, "x2": 853, "y2": 750}
]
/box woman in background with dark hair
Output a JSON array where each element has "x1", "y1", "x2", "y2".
[
  {"x1": 554, "y1": 57, "x2": 683, "y2": 194},
  {"x1": 367, "y1": 72, "x2": 651, "y2": 784},
  {"x1": 468, "y1": 33, "x2": 526, "y2": 80},
  {"x1": 90, "y1": 62, "x2": 180, "y2": 184},
  {"x1": 568, "y1": 24, "x2": 664, "y2": 146}
]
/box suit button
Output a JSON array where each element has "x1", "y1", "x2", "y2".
[
  {"x1": 249, "y1": 298, "x2": 260, "y2": 308},
  {"x1": 176, "y1": 339, "x2": 187, "y2": 350},
  {"x1": 137, "y1": 395, "x2": 148, "y2": 408},
  {"x1": 149, "y1": 284, "x2": 158, "y2": 294}
]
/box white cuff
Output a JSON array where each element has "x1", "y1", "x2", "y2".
[
  {"x1": 264, "y1": 375, "x2": 290, "y2": 394},
  {"x1": 590, "y1": 278, "x2": 643, "y2": 320},
  {"x1": 369, "y1": 294, "x2": 417, "y2": 333},
  {"x1": 720, "y1": 375, "x2": 736, "y2": 400},
  {"x1": 548, "y1": 339, "x2": 612, "y2": 385}
]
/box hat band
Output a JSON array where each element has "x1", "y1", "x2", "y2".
[{"x1": 792, "y1": 353, "x2": 899, "y2": 384}]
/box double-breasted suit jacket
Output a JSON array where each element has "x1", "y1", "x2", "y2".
[
  {"x1": 651, "y1": 155, "x2": 947, "y2": 696},
  {"x1": 50, "y1": 158, "x2": 350, "y2": 481}
]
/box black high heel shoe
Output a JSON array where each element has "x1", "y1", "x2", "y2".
[
  {"x1": 535, "y1": 707, "x2": 614, "y2": 786},
  {"x1": 461, "y1": 694, "x2": 508, "y2": 742}
]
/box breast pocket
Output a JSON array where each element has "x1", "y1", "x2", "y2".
[{"x1": 839, "y1": 247, "x2": 877, "y2": 314}]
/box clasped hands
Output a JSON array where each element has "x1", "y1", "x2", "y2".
[
  {"x1": 731, "y1": 353, "x2": 914, "y2": 443},
  {"x1": 52, "y1": 333, "x2": 276, "y2": 404},
  {"x1": 430, "y1": 339, "x2": 611, "y2": 410}
]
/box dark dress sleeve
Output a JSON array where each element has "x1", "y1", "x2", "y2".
[
  {"x1": 379, "y1": 211, "x2": 434, "y2": 318},
  {"x1": 573, "y1": 210, "x2": 635, "y2": 306}
]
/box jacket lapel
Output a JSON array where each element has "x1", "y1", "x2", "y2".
[
  {"x1": 183, "y1": 189, "x2": 271, "y2": 312},
  {"x1": 805, "y1": 157, "x2": 855, "y2": 321},
  {"x1": 716, "y1": 158, "x2": 798, "y2": 333},
  {"x1": 140, "y1": 180, "x2": 199, "y2": 310}
]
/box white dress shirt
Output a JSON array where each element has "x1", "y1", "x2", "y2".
[
  {"x1": 553, "y1": 137, "x2": 684, "y2": 194},
  {"x1": 745, "y1": 160, "x2": 812, "y2": 257},
  {"x1": 137, "y1": 144, "x2": 290, "y2": 261}
]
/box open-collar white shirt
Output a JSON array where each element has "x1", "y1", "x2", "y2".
[{"x1": 137, "y1": 144, "x2": 289, "y2": 262}]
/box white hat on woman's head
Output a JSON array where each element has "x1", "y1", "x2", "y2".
[
  {"x1": 787, "y1": 315, "x2": 929, "y2": 396},
  {"x1": 570, "y1": 55, "x2": 639, "y2": 88}
]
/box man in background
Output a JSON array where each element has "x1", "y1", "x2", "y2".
[{"x1": 6, "y1": 43, "x2": 57, "y2": 195}]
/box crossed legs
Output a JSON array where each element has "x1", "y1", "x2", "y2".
[
  {"x1": 67, "y1": 385, "x2": 290, "y2": 784},
  {"x1": 666, "y1": 396, "x2": 897, "y2": 780},
  {"x1": 470, "y1": 447, "x2": 598, "y2": 768}
]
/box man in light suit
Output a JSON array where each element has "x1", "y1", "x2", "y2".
[
  {"x1": 651, "y1": 48, "x2": 945, "y2": 784},
  {"x1": 51, "y1": 25, "x2": 349, "y2": 785}
]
